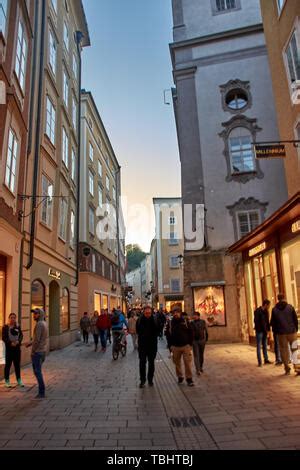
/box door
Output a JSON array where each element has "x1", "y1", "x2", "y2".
[{"x1": 49, "y1": 281, "x2": 60, "y2": 340}]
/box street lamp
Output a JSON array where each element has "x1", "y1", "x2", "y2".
[{"x1": 177, "y1": 254, "x2": 184, "y2": 268}]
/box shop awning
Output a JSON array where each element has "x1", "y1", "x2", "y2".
[{"x1": 164, "y1": 295, "x2": 184, "y2": 301}]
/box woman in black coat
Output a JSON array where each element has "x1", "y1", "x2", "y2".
[{"x1": 2, "y1": 313, "x2": 24, "y2": 387}]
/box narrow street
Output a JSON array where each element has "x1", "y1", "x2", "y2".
[{"x1": 1, "y1": 339, "x2": 300, "y2": 450}]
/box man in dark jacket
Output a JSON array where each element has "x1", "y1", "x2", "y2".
[
  {"x1": 191, "y1": 312, "x2": 208, "y2": 375},
  {"x1": 270, "y1": 294, "x2": 298, "y2": 375},
  {"x1": 169, "y1": 307, "x2": 194, "y2": 386},
  {"x1": 2, "y1": 313, "x2": 24, "y2": 387},
  {"x1": 254, "y1": 299, "x2": 272, "y2": 367},
  {"x1": 136, "y1": 306, "x2": 159, "y2": 388}
]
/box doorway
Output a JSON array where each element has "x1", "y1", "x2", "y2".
[{"x1": 49, "y1": 281, "x2": 60, "y2": 340}]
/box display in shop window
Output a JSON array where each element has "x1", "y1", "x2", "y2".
[{"x1": 193, "y1": 285, "x2": 226, "y2": 327}]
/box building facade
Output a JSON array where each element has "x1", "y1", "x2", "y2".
[
  {"x1": 126, "y1": 267, "x2": 142, "y2": 307},
  {"x1": 0, "y1": 0, "x2": 35, "y2": 364},
  {"x1": 140, "y1": 254, "x2": 152, "y2": 305},
  {"x1": 153, "y1": 198, "x2": 184, "y2": 312},
  {"x1": 170, "y1": 0, "x2": 288, "y2": 341},
  {"x1": 78, "y1": 91, "x2": 124, "y2": 316},
  {"x1": 20, "y1": 0, "x2": 90, "y2": 353}
]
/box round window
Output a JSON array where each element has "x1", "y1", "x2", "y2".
[{"x1": 225, "y1": 89, "x2": 248, "y2": 110}]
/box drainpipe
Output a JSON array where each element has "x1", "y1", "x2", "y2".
[
  {"x1": 115, "y1": 167, "x2": 122, "y2": 301},
  {"x1": 26, "y1": 0, "x2": 46, "y2": 270},
  {"x1": 75, "y1": 31, "x2": 83, "y2": 287}
]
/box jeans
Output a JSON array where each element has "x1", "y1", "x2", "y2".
[
  {"x1": 99, "y1": 329, "x2": 108, "y2": 349},
  {"x1": 131, "y1": 333, "x2": 138, "y2": 350},
  {"x1": 274, "y1": 334, "x2": 282, "y2": 362},
  {"x1": 256, "y1": 332, "x2": 269, "y2": 365},
  {"x1": 82, "y1": 330, "x2": 89, "y2": 344},
  {"x1": 5, "y1": 346, "x2": 21, "y2": 381},
  {"x1": 139, "y1": 349, "x2": 157, "y2": 384},
  {"x1": 32, "y1": 352, "x2": 46, "y2": 396},
  {"x1": 93, "y1": 334, "x2": 99, "y2": 348},
  {"x1": 193, "y1": 340, "x2": 206, "y2": 372}
]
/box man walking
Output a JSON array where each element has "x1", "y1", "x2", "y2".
[
  {"x1": 80, "y1": 312, "x2": 90, "y2": 344},
  {"x1": 96, "y1": 309, "x2": 111, "y2": 352},
  {"x1": 136, "y1": 306, "x2": 159, "y2": 388},
  {"x1": 190, "y1": 312, "x2": 208, "y2": 375},
  {"x1": 271, "y1": 294, "x2": 299, "y2": 375},
  {"x1": 254, "y1": 299, "x2": 272, "y2": 367},
  {"x1": 26, "y1": 309, "x2": 48, "y2": 399},
  {"x1": 169, "y1": 307, "x2": 194, "y2": 387}
]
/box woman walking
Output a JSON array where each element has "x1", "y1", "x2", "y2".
[
  {"x1": 90, "y1": 311, "x2": 100, "y2": 351},
  {"x1": 2, "y1": 313, "x2": 24, "y2": 388},
  {"x1": 128, "y1": 310, "x2": 138, "y2": 350}
]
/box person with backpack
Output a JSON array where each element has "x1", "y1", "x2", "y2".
[
  {"x1": 136, "y1": 306, "x2": 160, "y2": 388},
  {"x1": 191, "y1": 312, "x2": 208, "y2": 375},
  {"x1": 96, "y1": 309, "x2": 112, "y2": 352},
  {"x1": 111, "y1": 308, "x2": 128, "y2": 353},
  {"x1": 2, "y1": 313, "x2": 24, "y2": 388},
  {"x1": 90, "y1": 311, "x2": 100, "y2": 352}
]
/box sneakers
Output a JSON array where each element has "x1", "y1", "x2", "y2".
[
  {"x1": 178, "y1": 377, "x2": 184, "y2": 384},
  {"x1": 187, "y1": 379, "x2": 195, "y2": 387},
  {"x1": 5, "y1": 380, "x2": 12, "y2": 388},
  {"x1": 17, "y1": 379, "x2": 25, "y2": 387}
]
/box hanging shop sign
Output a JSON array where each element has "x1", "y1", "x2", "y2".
[
  {"x1": 48, "y1": 268, "x2": 61, "y2": 280},
  {"x1": 254, "y1": 144, "x2": 286, "y2": 159},
  {"x1": 249, "y1": 242, "x2": 266, "y2": 258},
  {"x1": 292, "y1": 220, "x2": 300, "y2": 234}
]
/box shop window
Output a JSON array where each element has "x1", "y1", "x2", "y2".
[
  {"x1": 245, "y1": 261, "x2": 255, "y2": 336},
  {"x1": 61, "y1": 288, "x2": 70, "y2": 331},
  {"x1": 282, "y1": 239, "x2": 300, "y2": 325},
  {"x1": 193, "y1": 286, "x2": 226, "y2": 326},
  {"x1": 253, "y1": 257, "x2": 263, "y2": 308},
  {"x1": 263, "y1": 251, "x2": 279, "y2": 308},
  {"x1": 31, "y1": 280, "x2": 45, "y2": 338},
  {"x1": 0, "y1": 255, "x2": 6, "y2": 329},
  {"x1": 94, "y1": 293, "x2": 101, "y2": 313},
  {"x1": 102, "y1": 294, "x2": 108, "y2": 310}
]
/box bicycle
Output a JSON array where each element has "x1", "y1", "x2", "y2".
[{"x1": 112, "y1": 330, "x2": 127, "y2": 360}]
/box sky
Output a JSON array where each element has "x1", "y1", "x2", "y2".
[{"x1": 82, "y1": 0, "x2": 181, "y2": 252}]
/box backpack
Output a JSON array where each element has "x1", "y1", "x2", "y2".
[
  {"x1": 111, "y1": 312, "x2": 120, "y2": 325},
  {"x1": 192, "y1": 320, "x2": 206, "y2": 341}
]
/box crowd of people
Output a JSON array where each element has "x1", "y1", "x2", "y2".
[{"x1": 1, "y1": 293, "x2": 299, "y2": 398}]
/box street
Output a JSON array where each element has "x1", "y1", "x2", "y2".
[{"x1": 1, "y1": 339, "x2": 300, "y2": 450}]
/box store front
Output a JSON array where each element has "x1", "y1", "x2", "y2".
[
  {"x1": 0, "y1": 255, "x2": 6, "y2": 330},
  {"x1": 229, "y1": 193, "x2": 300, "y2": 343}
]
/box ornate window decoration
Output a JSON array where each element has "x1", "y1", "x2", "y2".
[
  {"x1": 220, "y1": 79, "x2": 252, "y2": 114},
  {"x1": 219, "y1": 115, "x2": 264, "y2": 183},
  {"x1": 227, "y1": 198, "x2": 268, "y2": 242}
]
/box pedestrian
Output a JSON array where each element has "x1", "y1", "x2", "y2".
[
  {"x1": 190, "y1": 312, "x2": 208, "y2": 375},
  {"x1": 136, "y1": 306, "x2": 159, "y2": 388},
  {"x1": 96, "y1": 309, "x2": 111, "y2": 352},
  {"x1": 270, "y1": 294, "x2": 299, "y2": 375},
  {"x1": 169, "y1": 307, "x2": 194, "y2": 386},
  {"x1": 2, "y1": 313, "x2": 24, "y2": 388},
  {"x1": 26, "y1": 309, "x2": 48, "y2": 399},
  {"x1": 107, "y1": 310, "x2": 112, "y2": 345},
  {"x1": 80, "y1": 312, "x2": 90, "y2": 344},
  {"x1": 128, "y1": 310, "x2": 138, "y2": 350},
  {"x1": 254, "y1": 299, "x2": 272, "y2": 367},
  {"x1": 90, "y1": 311, "x2": 100, "y2": 352},
  {"x1": 111, "y1": 308, "x2": 128, "y2": 355},
  {"x1": 155, "y1": 309, "x2": 166, "y2": 340}
]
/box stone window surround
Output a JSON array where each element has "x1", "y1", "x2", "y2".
[
  {"x1": 211, "y1": 0, "x2": 241, "y2": 16},
  {"x1": 220, "y1": 79, "x2": 252, "y2": 115},
  {"x1": 219, "y1": 114, "x2": 264, "y2": 184},
  {"x1": 227, "y1": 197, "x2": 268, "y2": 242}
]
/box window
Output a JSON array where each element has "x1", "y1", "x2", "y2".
[
  {"x1": 49, "y1": 29, "x2": 57, "y2": 76},
  {"x1": 89, "y1": 170, "x2": 94, "y2": 196},
  {"x1": 0, "y1": 0, "x2": 8, "y2": 35},
  {"x1": 98, "y1": 160, "x2": 102, "y2": 177},
  {"x1": 106, "y1": 175, "x2": 110, "y2": 192},
  {"x1": 237, "y1": 211, "x2": 260, "y2": 238},
  {"x1": 46, "y1": 96, "x2": 56, "y2": 145},
  {"x1": 15, "y1": 21, "x2": 27, "y2": 91},
  {"x1": 110, "y1": 265, "x2": 113, "y2": 280},
  {"x1": 71, "y1": 148, "x2": 76, "y2": 181},
  {"x1": 59, "y1": 198, "x2": 68, "y2": 240},
  {"x1": 62, "y1": 288, "x2": 70, "y2": 332},
  {"x1": 63, "y1": 69, "x2": 69, "y2": 106},
  {"x1": 229, "y1": 128, "x2": 255, "y2": 173},
  {"x1": 62, "y1": 127, "x2": 69, "y2": 167},
  {"x1": 70, "y1": 210, "x2": 75, "y2": 248},
  {"x1": 169, "y1": 216, "x2": 176, "y2": 225},
  {"x1": 225, "y1": 89, "x2": 248, "y2": 110},
  {"x1": 113, "y1": 186, "x2": 116, "y2": 201},
  {"x1": 31, "y1": 280, "x2": 45, "y2": 337},
  {"x1": 286, "y1": 31, "x2": 300, "y2": 85},
  {"x1": 5, "y1": 129, "x2": 18, "y2": 193},
  {"x1": 0, "y1": 255, "x2": 6, "y2": 330},
  {"x1": 63, "y1": 21, "x2": 69, "y2": 51},
  {"x1": 98, "y1": 185, "x2": 103, "y2": 207},
  {"x1": 72, "y1": 95, "x2": 77, "y2": 130},
  {"x1": 216, "y1": 0, "x2": 236, "y2": 11},
  {"x1": 89, "y1": 207, "x2": 95, "y2": 235},
  {"x1": 41, "y1": 175, "x2": 53, "y2": 227},
  {"x1": 51, "y1": 0, "x2": 57, "y2": 13},
  {"x1": 171, "y1": 279, "x2": 180, "y2": 292},
  {"x1": 72, "y1": 53, "x2": 78, "y2": 80},
  {"x1": 169, "y1": 232, "x2": 178, "y2": 245},
  {"x1": 277, "y1": 0, "x2": 286, "y2": 13},
  {"x1": 89, "y1": 142, "x2": 94, "y2": 161},
  {"x1": 169, "y1": 256, "x2": 179, "y2": 268}
]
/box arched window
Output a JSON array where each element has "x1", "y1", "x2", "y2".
[
  {"x1": 31, "y1": 280, "x2": 45, "y2": 338},
  {"x1": 229, "y1": 127, "x2": 255, "y2": 174},
  {"x1": 61, "y1": 287, "x2": 70, "y2": 332}
]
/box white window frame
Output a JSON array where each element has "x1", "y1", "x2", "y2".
[
  {"x1": 62, "y1": 127, "x2": 69, "y2": 167},
  {"x1": 212, "y1": 0, "x2": 240, "y2": 15},
  {"x1": 49, "y1": 28, "x2": 57, "y2": 76},
  {"x1": 70, "y1": 210, "x2": 75, "y2": 248},
  {"x1": 89, "y1": 170, "x2": 94, "y2": 196},
  {"x1": 229, "y1": 131, "x2": 255, "y2": 174},
  {"x1": 5, "y1": 128, "x2": 19, "y2": 194},
  {"x1": 169, "y1": 232, "x2": 178, "y2": 246},
  {"x1": 277, "y1": 0, "x2": 286, "y2": 14},
  {"x1": 15, "y1": 20, "x2": 27, "y2": 92},
  {"x1": 63, "y1": 20, "x2": 69, "y2": 52},
  {"x1": 59, "y1": 198, "x2": 68, "y2": 241},
  {"x1": 106, "y1": 175, "x2": 110, "y2": 192},
  {"x1": 236, "y1": 210, "x2": 261, "y2": 239},
  {"x1": 89, "y1": 206, "x2": 95, "y2": 235},
  {"x1": 285, "y1": 28, "x2": 300, "y2": 88},
  {"x1": 98, "y1": 185, "x2": 103, "y2": 207},
  {"x1": 0, "y1": 0, "x2": 8, "y2": 36},
  {"x1": 46, "y1": 96, "x2": 56, "y2": 145},
  {"x1": 63, "y1": 68, "x2": 69, "y2": 107},
  {"x1": 112, "y1": 186, "x2": 116, "y2": 201},
  {"x1": 41, "y1": 174, "x2": 53, "y2": 227},
  {"x1": 72, "y1": 94, "x2": 77, "y2": 130},
  {"x1": 169, "y1": 255, "x2": 179, "y2": 269},
  {"x1": 51, "y1": 0, "x2": 57, "y2": 13},
  {"x1": 98, "y1": 160, "x2": 102, "y2": 177},
  {"x1": 72, "y1": 52, "x2": 78, "y2": 80},
  {"x1": 89, "y1": 142, "x2": 94, "y2": 161},
  {"x1": 71, "y1": 148, "x2": 76, "y2": 182}
]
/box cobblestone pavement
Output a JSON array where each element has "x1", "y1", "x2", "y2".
[{"x1": 1, "y1": 338, "x2": 300, "y2": 450}]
